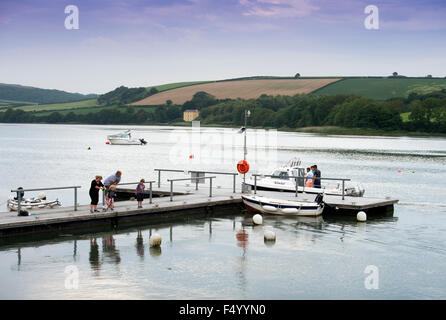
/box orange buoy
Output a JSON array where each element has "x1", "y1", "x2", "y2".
[{"x1": 237, "y1": 160, "x2": 249, "y2": 174}]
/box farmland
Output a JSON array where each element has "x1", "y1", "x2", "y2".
[
  {"x1": 314, "y1": 78, "x2": 446, "y2": 100},
  {"x1": 131, "y1": 78, "x2": 341, "y2": 106}
]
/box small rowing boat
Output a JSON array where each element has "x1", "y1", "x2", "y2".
[{"x1": 7, "y1": 195, "x2": 61, "y2": 211}]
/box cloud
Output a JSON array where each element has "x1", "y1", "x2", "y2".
[{"x1": 239, "y1": 0, "x2": 319, "y2": 18}]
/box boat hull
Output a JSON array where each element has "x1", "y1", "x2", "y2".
[
  {"x1": 245, "y1": 180, "x2": 364, "y2": 197},
  {"x1": 107, "y1": 138, "x2": 145, "y2": 145},
  {"x1": 242, "y1": 195, "x2": 323, "y2": 216}
]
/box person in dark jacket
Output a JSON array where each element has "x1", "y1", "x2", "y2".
[
  {"x1": 313, "y1": 165, "x2": 321, "y2": 189},
  {"x1": 89, "y1": 175, "x2": 104, "y2": 213}
]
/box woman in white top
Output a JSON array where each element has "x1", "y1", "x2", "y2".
[{"x1": 305, "y1": 167, "x2": 314, "y2": 188}]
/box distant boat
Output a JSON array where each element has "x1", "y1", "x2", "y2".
[
  {"x1": 107, "y1": 130, "x2": 147, "y2": 145},
  {"x1": 242, "y1": 193, "x2": 324, "y2": 216}
]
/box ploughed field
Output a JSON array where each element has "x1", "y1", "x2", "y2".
[{"x1": 130, "y1": 79, "x2": 341, "y2": 105}]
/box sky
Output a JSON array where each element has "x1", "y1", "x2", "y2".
[{"x1": 1, "y1": 0, "x2": 446, "y2": 94}]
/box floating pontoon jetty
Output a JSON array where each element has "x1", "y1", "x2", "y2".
[{"x1": 1, "y1": 169, "x2": 398, "y2": 237}]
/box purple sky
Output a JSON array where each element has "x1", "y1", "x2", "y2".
[{"x1": 1, "y1": 0, "x2": 446, "y2": 94}]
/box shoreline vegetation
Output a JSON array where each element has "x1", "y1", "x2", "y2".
[{"x1": 1, "y1": 76, "x2": 446, "y2": 137}]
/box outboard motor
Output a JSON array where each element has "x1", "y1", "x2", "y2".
[
  {"x1": 315, "y1": 194, "x2": 324, "y2": 205},
  {"x1": 139, "y1": 138, "x2": 147, "y2": 145}
]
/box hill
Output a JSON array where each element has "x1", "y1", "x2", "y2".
[
  {"x1": 0, "y1": 83, "x2": 97, "y2": 105},
  {"x1": 130, "y1": 79, "x2": 341, "y2": 106},
  {"x1": 314, "y1": 77, "x2": 446, "y2": 100}
]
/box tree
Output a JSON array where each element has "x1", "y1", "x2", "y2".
[
  {"x1": 294, "y1": 73, "x2": 301, "y2": 78},
  {"x1": 426, "y1": 74, "x2": 433, "y2": 78},
  {"x1": 392, "y1": 72, "x2": 398, "y2": 77},
  {"x1": 166, "y1": 100, "x2": 172, "y2": 106}
]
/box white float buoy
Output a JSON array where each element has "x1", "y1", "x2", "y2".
[
  {"x1": 357, "y1": 211, "x2": 367, "y2": 222},
  {"x1": 264, "y1": 230, "x2": 276, "y2": 241},
  {"x1": 149, "y1": 233, "x2": 162, "y2": 247},
  {"x1": 252, "y1": 214, "x2": 263, "y2": 225}
]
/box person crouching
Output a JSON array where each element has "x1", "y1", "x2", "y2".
[{"x1": 106, "y1": 185, "x2": 116, "y2": 211}]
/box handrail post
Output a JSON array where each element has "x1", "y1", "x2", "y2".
[
  {"x1": 149, "y1": 181, "x2": 153, "y2": 204},
  {"x1": 17, "y1": 191, "x2": 22, "y2": 214},
  {"x1": 342, "y1": 180, "x2": 345, "y2": 200},
  {"x1": 254, "y1": 175, "x2": 257, "y2": 194},
  {"x1": 195, "y1": 178, "x2": 199, "y2": 191},
  {"x1": 158, "y1": 170, "x2": 161, "y2": 188},
  {"x1": 295, "y1": 177, "x2": 298, "y2": 197},
  {"x1": 209, "y1": 177, "x2": 213, "y2": 197},
  {"x1": 170, "y1": 180, "x2": 173, "y2": 202},
  {"x1": 74, "y1": 187, "x2": 78, "y2": 211},
  {"x1": 233, "y1": 174, "x2": 236, "y2": 193}
]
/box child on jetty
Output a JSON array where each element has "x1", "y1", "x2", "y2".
[
  {"x1": 136, "y1": 179, "x2": 145, "y2": 209},
  {"x1": 106, "y1": 185, "x2": 116, "y2": 211}
]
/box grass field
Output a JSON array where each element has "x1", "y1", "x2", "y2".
[
  {"x1": 9, "y1": 98, "x2": 100, "y2": 112},
  {"x1": 314, "y1": 78, "x2": 446, "y2": 100},
  {"x1": 131, "y1": 78, "x2": 341, "y2": 105}
]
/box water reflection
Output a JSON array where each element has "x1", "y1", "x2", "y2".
[
  {"x1": 136, "y1": 230, "x2": 144, "y2": 260},
  {"x1": 89, "y1": 238, "x2": 100, "y2": 275},
  {"x1": 102, "y1": 235, "x2": 121, "y2": 265}
]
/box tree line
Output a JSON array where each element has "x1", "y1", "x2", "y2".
[{"x1": 1, "y1": 89, "x2": 446, "y2": 134}]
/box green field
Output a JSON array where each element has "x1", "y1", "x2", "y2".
[{"x1": 314, "y1": 78, "x2": 446, "y2": 100}]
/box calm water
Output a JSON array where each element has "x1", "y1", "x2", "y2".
[{"x1": 0, "y1": 123, "x2": 445, "y2": 299}]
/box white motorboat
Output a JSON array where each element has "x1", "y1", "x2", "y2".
[
  {"x1": 107, "y1": 130, "x2": 147, "y2": 145},
  {"x1": 245, "y1": 158, "x2": 365, "y2": 197},
  {"x1": 242, "y1": 193, "x2": 324, "y2": 216},
  {"x1": 7, "y1": 194, "x2": 61, "y2": 211}
]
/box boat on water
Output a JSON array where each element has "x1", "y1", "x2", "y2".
[
  {"x1": 7, "y1": 193, "x2": 61, "y2": 211},
  {"x1": 107, "y1": 130, "x2": 147, "y2": 145},
  {"x1": 242, "y1": 193, "x2": 324, "y2": 216},
  {"x1": 245, "y1": 158, "x2": 365, "y2": 197}
]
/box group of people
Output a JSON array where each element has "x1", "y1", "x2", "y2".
[
  {"x1": 304, "y1": 165, "x2": 321, "y2": 188},
  {"x1": 88, "y1": 170, "x2": 147, "y2": 213}
]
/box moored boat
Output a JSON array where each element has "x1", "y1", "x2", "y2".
[
  {"x1": 107, "y1": 130, "x2": 147, "y2": 145},
  {"x1": 7, "y1": 195, "x2": 61, "y2": 211},
  {"x1": 245, "y1": 158, "x2": 365, "y2": 197}
]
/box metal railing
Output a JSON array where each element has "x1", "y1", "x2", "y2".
[
  {"x1": 251, "y1": 174, "x2": 351, "y2": 200},
  {"x1": 103, "y1": 181, "x2": 156, "y2": 204},
  {"x1": 167, "y1": 176, "x2": 216, "y2": 201},
  {"x1": 154, "y1": 168, "x2": 238, "y2": 193},
  {"x1": 11, "y1": 186, "x2": 81, "y2": 213}
]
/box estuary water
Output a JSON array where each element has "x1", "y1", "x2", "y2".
[{"x1": 0, "y1": 123, "x2": 445, "y2": 299}]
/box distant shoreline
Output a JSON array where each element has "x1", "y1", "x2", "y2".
[{"x1": 2, "y1": 121, "x2": 444, "y2": 138}]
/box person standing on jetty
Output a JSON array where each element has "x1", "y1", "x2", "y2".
[
  {"x1": 305, "y1": 167, "x2": 313, "y2": 188},
  {"x1": 313, "y1": 165, "x2": 321, "y2": 189},
  {"x1": 89, "y1": 175, "x2": 104, "y2": 213},
  {"x1": 136, "y1": 179, "x2": 145, "y2": 209},
  {"x1": 104, "y1": 171, "x2": 122, "y2": 200}
]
